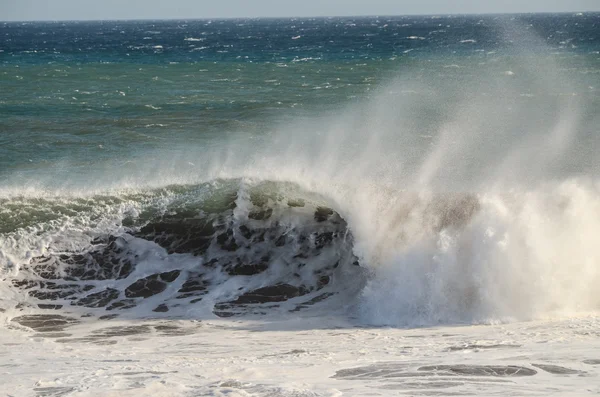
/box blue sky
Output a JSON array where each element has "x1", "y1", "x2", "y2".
[{"x1": 2, "y1": 0, "x2": 599, "y2": 21}]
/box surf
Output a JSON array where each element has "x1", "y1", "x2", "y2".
[{"x1": 1, "y1": 20, "x2": 599, "y2": 328}]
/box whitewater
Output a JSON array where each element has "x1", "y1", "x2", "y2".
[{"x1": 1, "y1": 14, "x2": 600, "y2": 396}]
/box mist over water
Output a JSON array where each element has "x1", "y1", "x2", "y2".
[
  {"x1": 233, "y1": 67, "x2": 600, "y2": 325},
  {"x1": 1, "y1": 15, "x2": 599, "y2": 327}
]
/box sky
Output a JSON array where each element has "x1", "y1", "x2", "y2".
[{"x1": 2, "y1": 0, "x2": 600, "y2": 21}]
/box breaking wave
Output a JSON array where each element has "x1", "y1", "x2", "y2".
[
  {"x1": 0, "y1": 180, "x2": 366, "y2": 320},
  {"x1": 1, "y1": 177, "x2": 599, "y2": 327}
]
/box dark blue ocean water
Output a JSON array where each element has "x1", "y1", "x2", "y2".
[{"x1": 2, "y1": 14, "x2": 600, "y2": 64}]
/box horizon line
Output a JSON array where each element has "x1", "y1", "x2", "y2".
[{"x1": 1, "y1": 10, "x2": 597, "y2": 23}]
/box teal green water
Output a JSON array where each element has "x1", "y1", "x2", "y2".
[{"x1": 2, "y1": 15, "x2": 599, "y2": 185}]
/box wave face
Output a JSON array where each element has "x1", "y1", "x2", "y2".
[{"x1": 1, "y1": 181, "x2": 366, "y2": 319}]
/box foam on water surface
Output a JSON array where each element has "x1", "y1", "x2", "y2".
[{"x1": 2, "y1": 316, "x2": 600, "y2": 396}]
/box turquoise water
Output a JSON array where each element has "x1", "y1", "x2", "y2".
[{"x1": 2, "y1": 15, "x2": 599, "y2": 184}]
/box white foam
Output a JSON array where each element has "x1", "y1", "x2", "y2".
[{"x1": 1, "y1": 315, "x2": 599, "y2": 396}]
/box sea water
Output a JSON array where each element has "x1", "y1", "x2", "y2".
[{"x1": 1, "y1": 14, "x2": 600, "y2": 396}]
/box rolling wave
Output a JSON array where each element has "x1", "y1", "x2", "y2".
[{"x1": 0, "y1": 180, "x2": 366, "y2": 320}]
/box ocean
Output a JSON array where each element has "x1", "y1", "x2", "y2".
[{"x1": 1, "y1": 13, "x2": 600, "y2": 396}]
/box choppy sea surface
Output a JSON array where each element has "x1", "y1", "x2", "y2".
[{"x1": 1, "y1": 14, "x2": 600, "y2": 396}]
